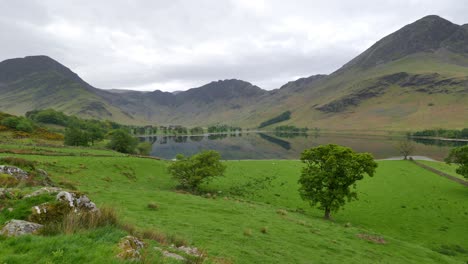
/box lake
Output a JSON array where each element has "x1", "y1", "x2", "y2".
[{"x1": 140, "y1": 132, "x2": 468, "y2": 161}]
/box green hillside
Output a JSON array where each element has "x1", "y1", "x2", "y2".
[
  {"x1": 0, "y1": 16, "x2": 467, "y2": 130},
  {"x1": 0, "y1": 144, "x2": 466, "y2": 263}
]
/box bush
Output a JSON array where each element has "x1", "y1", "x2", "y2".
[
  {"x1": 64, "y1": 127, "x2": 90, "y2": 146},
  {"x1": 136, "y1": 142, "x2": 153, "y2": 155},
  {"x1": 107, "y1": 129, "x2": 138, "y2": 154},
  {"x1": 168, "y1": 150, "x2": 226, "y2": 191}
]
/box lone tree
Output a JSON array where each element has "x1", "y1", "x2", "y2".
[
  {"x1": 168, "y1": 150, "x2": 226, "y2": 191},
  {"x1": 298, "y1": 144, "x2": 377, "y2": 220},
  {"x1": 397, "y1": 140, "x2": 415, "y2": 160},
  {"x1": 445, "y1": 145, "x2": 468, "y2": 180}
]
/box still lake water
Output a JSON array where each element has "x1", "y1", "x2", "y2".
[{"x1": 141, "y1": 132, "x2": 468, "y2": 161}]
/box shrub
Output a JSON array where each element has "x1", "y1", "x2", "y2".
[
  {"x1": 107, "y1": 129, "x2": 138, "y2": 154},
  {"x1": 168, "y1": 150, "x2": 226, "y2": 191},
  {"x1": 136, "y1": 142, "x2": 153, "y2": 155},
  {"x1": 147, "y1": 203, "x2": 159, "y2": 210},
  {"x1": 260, "y1": 226, "x2": 268, "y2": 234}
]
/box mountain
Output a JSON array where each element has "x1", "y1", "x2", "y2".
[
  {"x1": 248, "y1": 15, "x2": 468, "y2": 131},
  {"x1": 0, "y1": 56, "x2": 135, "y2": 122},
  {"x1": 0, "y1": 15, "x2": 467, "y2": 131}
]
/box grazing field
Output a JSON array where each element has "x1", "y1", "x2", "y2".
[
  {"x1": 418, "y1": 160, "x2": 467, "y2": 180},
  {"x1": 1, "y1": 149, "x2": 467, "y2": 263}
]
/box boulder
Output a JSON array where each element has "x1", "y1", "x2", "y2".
[
  {"x1": 1, "y1": 219, "x2": 43, "y2": 236},
  {"x1": 117, "y1": 236, "x2": 145, "y2": 261},
  {"x1": 154, "y1": 247, "x2": 186, "y2": 261},
  {"x1": 24, "y1": 187, "x2": 62, "y2": 198},
  {"x1": 0, "y1": 165, "x2": 28, "y2": 180},
  {"x1": 29, "y1": 191, "x2": 99, "y2": 224},
  {"x1": 56, "y1": 191, "x2": 98, "y2": 212},
  {"x1": 177, "y1": 245, "x2": 203, "y2": 257}
]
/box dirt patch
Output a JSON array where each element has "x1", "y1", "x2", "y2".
[{"x1": 357, "y1": 233, "x2": 387, "y2": 244}]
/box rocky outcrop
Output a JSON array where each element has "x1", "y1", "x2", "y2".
[
  {"x1": 56, "y1": 191, "x2": 98, "y2": 212},
  {"x1": 24, "y1": 187, "x2": 62, "y2": 198},
  {"x1": 29, "y1": 191, "x2": 99, "y2": 224},
  {"x1": 0, "y1": 165, "x2": 28, "y2": 180},
  {"x1": 1, "y1": 219, "x2": 43, "y2": 236},
  {"x1": 117, "y1": 236, "x2": 145, "y2": 261}
]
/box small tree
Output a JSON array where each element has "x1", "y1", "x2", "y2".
[
  {"x1": 398, "y1": 140, "x2": 415, "y2": 160},
  {"x1": 168, "y1": 150, "x2": 226, "y2": 191},
  {"x1": 64, "y1": 127, "x2": 90, "y2": 146},
  {"x1": 298, "y1": 144, "x2": 377, "y2": 220},
  {"x1": 445, "y1": 146, "x2": 468, "y2": 180},
  {"x1": 136, "y1": 142, "x2": 153, "y2": 155},
  {"x1": 107, "y1": 129, "x2": 138, "y2": 153}
]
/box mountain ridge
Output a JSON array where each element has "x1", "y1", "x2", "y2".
[{"x1": 0, "y1": 15, "x2": 467, "y2": 130}]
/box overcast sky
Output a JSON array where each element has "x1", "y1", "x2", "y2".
[{"x1": 1, "y1": 0, "x2": 467, "y2": 91}]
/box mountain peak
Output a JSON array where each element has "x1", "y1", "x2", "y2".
[
  {"x1": 341, "y1": 15, "x2": 462, "y2": 69},
  {"x1": 0, "y1": 55, "x2": 85, "y2": 85}
]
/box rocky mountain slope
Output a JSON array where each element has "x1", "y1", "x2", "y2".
[{"x1": 0, "y1": 15, "x2": 467, "y2": 130}]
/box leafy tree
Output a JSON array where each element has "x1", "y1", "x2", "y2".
[
  {"x1": 136, "y1": 142, "x2": 153, "y2": 155},
  {"x1": 298, "y1": 144, "x2": 377, "y2": 220},
  {"x1": 85, "y1": 123, "x2": 105, "y2": 145},
  {"x1": 445, "y1": 146, "x2": 468, "y2": 180},
  {"x1": 64, "y1": 127, "x2": 90, "y2": 146},
  {"x1": 168, "y1": 150, "x2": 226, "y2": 191},
  {"x1": 107, "y1": 129, "x2": 138, "y2": 154},
  {"x1": 15, "y1": 119, "x2": 34, "y2": 132},
  {"x1": 1, "y1": 117, "x2": 20, "y2": 129},
  {"x1": 397, "y1": 140, "x2": 415, "y2": 160}
]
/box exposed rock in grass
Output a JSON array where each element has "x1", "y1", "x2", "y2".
[
  {"x1": 29, "y1": 191, "x2": 99, "y2": 224},
  {"x1": 357, "y1": 233, "x2": 387, "y2": 244},
  {"x1": 1, "y1": 219, "x2": 43, "y2": 236},
  {"x1": 177, "y1": 245, "x2": 203, "y2": 257},
  {"x1": 24, "y1": 187, "x2": 62, "y2": 198},
  {"x1": 117, "y1": 236, "x2": 145, "y2": 261},
  {"x1": 56, "y1": 191, "x2": 98, "y2": 212},
  {"x1": 0, "y1": 165, "x2": 28, "y2": 180},
  {"x1": 154, "y1": 247, "x2": 186, "y2": 261}
]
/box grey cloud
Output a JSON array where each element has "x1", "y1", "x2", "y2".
[{"x1": 0, "y1": 0, "x2": 467, "y2": 91}]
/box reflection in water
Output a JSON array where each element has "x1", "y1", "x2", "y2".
[
  {"x1": 208, "y1": 134, "x2": 228, "y2": 140},
  {"x1": 190, "y1": 135, "x2": 204, "y2": 142},
  {"x1": 258, "y1": 133, "x2": 291, "y2": 150},
  {"x1": 274, "y1": 132, "x2": 308, "y2": 139},
  {"x1": 412, "y1": 138, "x2": 468, "y2": 147},
  {"x1": 139, "y1": 133, "x2": 468, "y2": 160}
]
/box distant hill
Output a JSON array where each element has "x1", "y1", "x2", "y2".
[{"x1": 0, "y1": 15, "x2": 467, "y2": 131}]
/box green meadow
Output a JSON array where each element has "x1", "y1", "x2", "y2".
[{"x1": 1, "y1": 146, "x2": 467, "y2": 263}]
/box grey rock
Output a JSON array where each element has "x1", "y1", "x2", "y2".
[
  {"x1": 0, "y1": 165, "x2": 28, "y2": 180},
  {"x1": 117, "y1": 236, "x2": 145, "y2": 261},
  {"x1": 177, "y1": 245, "x2": 203, "y2": 257},
  {"x1": 24, "y1": 187, "x2": 62, "y2": 198},
  {"x1": 56, "y1": 191, "x2": 98, "y2": 212},
  {"x1": 1, "y1": 219, "x2": 43, "y2": 236}
]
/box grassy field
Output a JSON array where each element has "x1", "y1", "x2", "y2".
[
  {"x1": 418, "y1": 160, "x2": 467, "y2": 180},
  {"x1": 1, "y1": 148, "x2": 467, "y2": 263}
]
